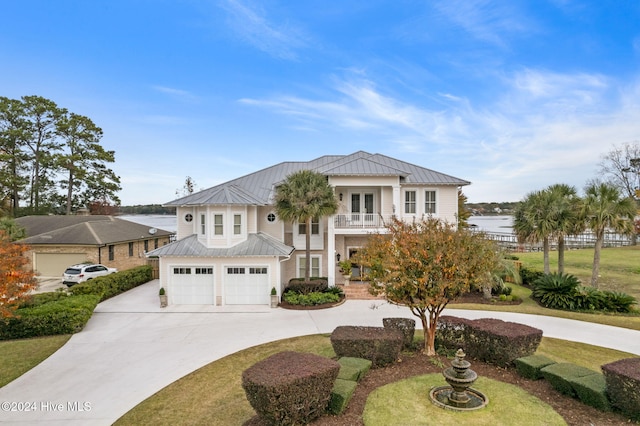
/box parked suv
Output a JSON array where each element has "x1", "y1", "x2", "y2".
[{"x1": 62, "y1": 263, "x2": 118, "y2": 286}]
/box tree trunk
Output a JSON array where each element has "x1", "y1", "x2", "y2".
[
  {"x1": 66, "y1": 169, "x2": 74, "y2": 215},
  {"x1": 304, "y1": 217, "x2": 311, "y2": 282},
  {"x1": 591, "y1": 233, "x2": 604, "y2": 289},
  {"x1": 420, "y1": 311, "x2": 437, "y2": 356},
  {"x1": 543, "y1": 237, "x2": 550, "y2": 274},
  {"x1": 558, "y1": 235, "x2": 565, "y2": 274}
]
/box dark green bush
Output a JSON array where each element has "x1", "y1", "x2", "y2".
[
  {"x1": 242, "y1": 351, "x2": 340, "y2": 425},
  {"x1": 515, "y1": 355, "x2": 556, "y2": 380},
  {"x1": 520, "y1": 266, "x2": 544, "y2": 286},
  {"x1": 69, "y1": 265, "x2": 153, "y2": 301},
  {"x1": 285, "y1": 279, "x2": 328, "y2": 294},
  {"x1": 532, "y1": 272, "x2": 581, "y2": 310},
  {"x1": 568, "y1": 373, "x2": 611, "y2": 412},
  {"x1": 540, "y1": 363, "x2": 599, "y2": 397},
  {"x1": 601, "y1": 291, "x2": 637, "y2": 313},
  {"x1": 283, "y1": 291, "x2": 340, "y2": 306},
  {"x1": 17, "y1": 290, "x2": 70, "y2": 308},
  {"x1": 0, "y1": 294, "x2": 100, "y2": 340}
]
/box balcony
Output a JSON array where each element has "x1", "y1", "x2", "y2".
[{"x1": 333, "y1": 213, "x2": 393, "y2": 229}]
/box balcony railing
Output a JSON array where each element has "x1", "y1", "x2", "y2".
[{"x1": 334, "y1": 214, "x2": 393, "y2": 229}]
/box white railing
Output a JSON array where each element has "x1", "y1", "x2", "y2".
[{"x1": 334, "y1": 214, "x2": 393, "y2": 229}]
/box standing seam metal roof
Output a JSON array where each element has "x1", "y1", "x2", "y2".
[
  {"x1": 145, "y1": 233, "x2": 294, "y2": 258},
  {"x1": 163, "y1": 151, "x2": 470, "y2": 207}
]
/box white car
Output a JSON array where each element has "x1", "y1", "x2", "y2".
[{"x1": 62, "y1": 264, "x2": 118, "y2": 286}]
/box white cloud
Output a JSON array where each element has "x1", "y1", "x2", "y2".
[
  {"x1": 218, "y1": 0, "x2": 308, "y2": 60},
  {"x1": 238, "y1": 69, "x2": 640, "y2": 202}
]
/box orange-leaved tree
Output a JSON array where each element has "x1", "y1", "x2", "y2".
[
  {"x1": 355, "y1": 217, "x2": 501, "y2": 356},
  {"x1": 0, "y1": 230, "x2": 37, "y2": 317}
]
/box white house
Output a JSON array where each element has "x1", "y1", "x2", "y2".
[{"x1": 147, "y1": 151, "x2": 470, "y2": 306}]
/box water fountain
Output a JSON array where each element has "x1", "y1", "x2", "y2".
[{"x1": 429, "y1": 349, "x2": 488, "y2": 411}]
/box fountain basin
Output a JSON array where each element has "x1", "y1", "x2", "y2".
[{"x1": 429, "y1": 386, "x2": 489, "y2": 411}]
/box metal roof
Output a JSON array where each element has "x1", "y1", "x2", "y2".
[
  {"x1": 164, "y1": 151, "x2": 470, "y2": 207},
  {"x1": 18, "y1": 216, "x2": 173, "y2": 246},
  {"x1": 146, "y1": 233, "x2": 294, "y2": 258}
]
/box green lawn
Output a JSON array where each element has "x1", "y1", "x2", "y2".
[
  {"x1": 114, "y1": 334, "x2": 638, "y2": 426},
  {"x1": 514, "y1": 245, "x2": 640, "y2": 301},
  {"x1": 0, "y1": 335, "x2": 71, "y2": 387}
]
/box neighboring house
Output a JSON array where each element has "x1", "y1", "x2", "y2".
[
  {"x1": 148, "y1": 151, "x2": 470, "y2": 307},
  {"x1": 16, "y1": 215, "x2": 173, "y2": 277}
]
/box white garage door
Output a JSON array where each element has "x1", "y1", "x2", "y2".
[
  {"x1": 225, "y1": 266, "x2": 269, "y2": 305},
  {"x1": 171, "y1": 267, "x2": 214, "y2": 305},
  {"x1": 35, "y1": 253, "x2": 87, "y2": 277}
]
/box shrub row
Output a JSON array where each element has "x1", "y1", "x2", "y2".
[
  {"x1": 515, "y1": 355, "x2": 640, "y2": 419},
  {"x1": 382, "y1": 317, "x2": 416, "y2": 349},
  {"x1": 242, "y1": 351, "x2": 340, "y2": 425},
  {"x1": 436, "y1": 316, "x2": 542, "y2": 367},
  {"x1": 283, "y1": 291, "x2": 340, "y2": 306},
  {"x1": 330, "y1": 326, "x2": 403, "y2": 368},
  {"x1": 286, "y1": 278, "x2": 328, "y2": 294},
  {"x1": 0, "y1": 294, "x2": 101, "y2": 340},
  {"x1": 69, "y1": 265, "x2": 153, "y2": 302},
  {"x1": 532, "y1": 272, "x2": 637, "y2": 313}
]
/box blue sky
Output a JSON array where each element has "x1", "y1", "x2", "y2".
[{"x1": 2, "y1": 1, "x2": 640, "y2": 205}]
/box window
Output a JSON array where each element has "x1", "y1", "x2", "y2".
[
  {"x1": 200, "y1": 214, "x2": 206, "y2": 235},
  {"x1": 234, "y1": 214, "x2": 242, "y2": 235},
  {"x1": 267, "y1": 213, "x2": 276, "y2": 222},
  {"x1": 128, "y1": 242, "x2": 134, "y2": 257},
  {"x1": 227, "y1": 267, "x2": 245, "y2": 274},
  {"x1": 108, "y1": 245, "x2": 114, "y2": 261},
  {"x1": 298, "y1": 218, "x2": 319, "y2": 235},
  {"x1": 214, "y1": 214, "x2": 223, "y2": 235},
  {"x1": 154, "y1": 238, "x2": 159, "y2": 249},
  {"x1": 425, "y1": 190, "x2": 436, "y2": 214},
  {"x1": 173, "y1": 267, "x2": 192, "y2": 274},
  {"x1": 144, "y1": 240, "x2": 149, "y2": 252},
  {"x1": 299, "y1": 256, "x2": 320, "y2": 278},
  {"x1": 184, "y1": 213, "x2": 193, "y2": 222},
  {"x1": 405, "y1": 191, "x2": 416, "y2": 214},
  {"x1": 250, "y1": 267, "x2": 267, "y2": 274},
  {"x1": 195, "y1": 267, "x2": 213, "y2": 274}
]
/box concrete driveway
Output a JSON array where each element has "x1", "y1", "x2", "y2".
[{"x1": 1, "y1": 280, "x2": 639, "y2": 425}]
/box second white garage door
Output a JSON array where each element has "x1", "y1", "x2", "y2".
[
  {"x1": 171, "y1": 267, "x2": 215, "y2": 305},
  {"x1": 225, "y1": 266, "x2": 269, "y2": 305}
]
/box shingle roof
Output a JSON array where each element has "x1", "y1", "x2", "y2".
[
  {"x1": 18, "y1": 216, "x2": 173, "y2": 246},
  {"x1": 163, "y1": 151, "x2": 470, "y2": 207},
  {"x1": 146, "y1": 233, "x2": 294, "y2": 258}
]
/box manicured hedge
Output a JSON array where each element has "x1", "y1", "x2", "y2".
[
  {"x1": 242, "y1": 351, "x2": 340, "y2": 425},
  {"x1": 602, "y1": 358, "x2": 640, "y2": 420},
  {"x1": 330, "y1": 326, "x2": 403, "y2": 368},
  {"x1": 382, "y1": 317, "x2": 415, "y2": 349},
  {"x1": 69, "y1": 265, "x2": 153, "y2": 301},
  {"x1": 436, "y1": 316, "x2": 542, "y2": 367},
  {"x1": 0, "y1": 294, "x2": 100, "y2": 340}
]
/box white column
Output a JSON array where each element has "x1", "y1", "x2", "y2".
[{"x1": 327, "y1": 214, "x2": 336, "y2": 287}]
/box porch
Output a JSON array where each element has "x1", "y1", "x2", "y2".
[{"x1": 333, "y1": 213, "x2": 394, "y2": 229}]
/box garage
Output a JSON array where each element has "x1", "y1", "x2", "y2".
[
  {"x1": 34, "y1": 253, "x2": 88, "y2": 277},
  {"x1": 225, "y1": 266, "x2": 269, "y2": 305},
  {"x1": 170, "y1": 266, "x2": 215, "y2": 305}
]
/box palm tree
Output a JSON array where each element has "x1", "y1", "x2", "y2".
[
  {"x1": 274, "y1": 170, "x2": 338, "y2": 282},
  {"x1": 546, "y1": 184, "x2": 583, "y2": 274},
  {"x1": 582, "y1": 182, "x2": 637, "y2": 288},
  {"x1": 513, "y1": 190, "x2": 556, "y2": 274}
]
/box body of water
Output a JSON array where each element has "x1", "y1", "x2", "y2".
[
  {"x1": 468, "y1": 215, "x2": 514, "y2": 234},
  {"x1": 119, "y1": 215, "x2": 177, "y2": 233}
]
